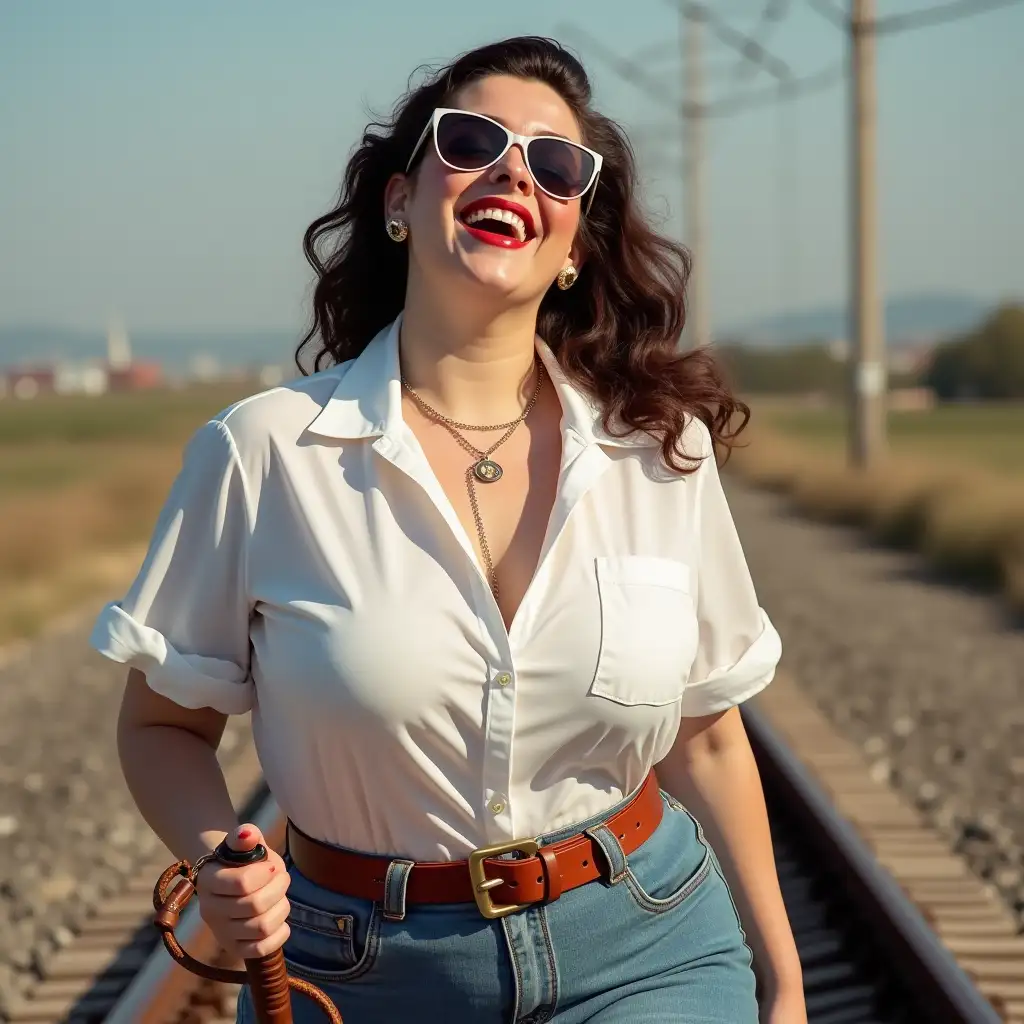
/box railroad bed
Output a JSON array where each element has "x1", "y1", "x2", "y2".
[{"x1": 4, "y1": 674, "x2": 1023, "y2": 1024}]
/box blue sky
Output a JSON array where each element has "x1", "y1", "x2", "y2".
[{"x1": 1, "y1": 0, "x2": 1021, "y2": 338}]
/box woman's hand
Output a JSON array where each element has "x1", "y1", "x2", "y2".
[{"x1": 193, "y1": 823, "x2": 292, "y2": 961}]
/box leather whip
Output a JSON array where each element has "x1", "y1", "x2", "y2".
[{"x1": 152, "y1": 839, "x2": 343, "y2": 1024}]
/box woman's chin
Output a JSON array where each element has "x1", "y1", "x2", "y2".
[
  {"x1": 452, "y1": 249, "x2": 543, "y2": 297},
  {"x1": 414, "y1": 238, "x2": 549, "y2": 301}
]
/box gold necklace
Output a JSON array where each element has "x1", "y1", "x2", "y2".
[{"x1": 400, "y1": 362, "x2": 545, "y2": 598}]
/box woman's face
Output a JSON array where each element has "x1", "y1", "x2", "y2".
[{"x1": 388, "y1": 74, "x2": 586, "y2": 306}]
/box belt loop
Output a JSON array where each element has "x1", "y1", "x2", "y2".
[
  {"x1": 537, "y1": 847, "x2": 563, "y2": 903},
  {"x1": 382, "y1": 858, "x2": 414, "y2": 921},
  {"x1": 585, "y1": 824, "x2": 628, "y2": 885}
]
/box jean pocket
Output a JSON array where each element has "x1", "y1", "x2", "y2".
[
  {"x1": 282, "y1": 891, "x2": 382, "y2": 983},
  {"x1": 623, "y1": 794, "x2": 713, "y2": 914}
]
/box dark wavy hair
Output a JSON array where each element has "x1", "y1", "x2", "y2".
[{"x1": 296, "y1": 35, "x2": 748, "y2": 471}]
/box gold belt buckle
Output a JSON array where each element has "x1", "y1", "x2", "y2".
[{"x1": 467, "y1": 837, "x2": 541, "y2": 919}]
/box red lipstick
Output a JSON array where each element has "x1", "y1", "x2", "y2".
[{"x1": 457, "y1": 196, "x2": 536, "y2": 250}]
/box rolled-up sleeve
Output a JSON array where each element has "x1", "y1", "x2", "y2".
[
  {"x1": 89, "y1": 419, "x2": 255, "y2": 714},
  {"x1": 679, "y1": 430, "x2": 782, "y2": 718}
]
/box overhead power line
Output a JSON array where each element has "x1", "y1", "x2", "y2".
[
  {"x1": 563, "y1": 4, "x2": 839, "y2": 350},
  {"x1": 808, "y1": 0, "x2": 1024, "y2": 32},
  {"x1": 875, "y1": 0, "x2": 1024, "y2": 33},
  {"x1": 806, "y1": 0, "x2": 849, "y2": 28},
  {"x1": 562, "y1": 21, "x2": 841, "y2": 120},
  {"x1": 684, "y1": 2, "x2": 794, "y2": 81},
  {"x1": 729, "y1": 0, "x2": 793, "y2": 82},
  {"x1": 707, "y1": 61, "x2": 845, "y2": 116}
]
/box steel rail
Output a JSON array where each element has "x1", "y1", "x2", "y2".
[{"x1": 743, "y1": 704, "x2": 1004, "y2": 1024}]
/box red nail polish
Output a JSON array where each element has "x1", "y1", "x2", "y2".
[{"x1": 238, "y1": 827, "x2": 252, "y2": 839}]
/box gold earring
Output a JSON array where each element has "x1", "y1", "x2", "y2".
[
  {"x1": 386, "y1": 218, "x2": 409, "y2": 243},
  {"x1": 556, "y1": 263, "x2": 578, "y2": 291}
]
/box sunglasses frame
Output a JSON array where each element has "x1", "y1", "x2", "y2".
[{"x1": 405, "y1": 107, "x2": 603, "y2": 215}]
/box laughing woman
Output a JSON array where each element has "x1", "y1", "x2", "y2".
[{"x1": 91, "y1": 35, "x2": 806, "y2": 1024}]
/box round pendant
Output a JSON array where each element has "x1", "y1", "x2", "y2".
[{"x1": 473, "y1": 458, "x2": 503, "y2": 483}]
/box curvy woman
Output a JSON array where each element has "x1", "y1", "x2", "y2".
[{"x1": 91, "y1": 36, "x2": 806, "y2": 1024}]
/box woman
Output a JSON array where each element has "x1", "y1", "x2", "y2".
[{"x1": 91, "y1": 36, "x2": 805, "y2": 1024}]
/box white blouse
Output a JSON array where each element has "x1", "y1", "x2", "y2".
[{"x1": 90, "y1": 314, "x2": 781, "y2": 862}]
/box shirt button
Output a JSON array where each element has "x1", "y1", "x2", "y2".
[
  {"x1": 496, "y1": 672, "x2": 512, "y2": 687},
  {"x1": 489, "y1": 796, "x2": 506, "y2": 815}
]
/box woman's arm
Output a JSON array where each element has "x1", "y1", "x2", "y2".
[
  {"x1": 657, "y1": 706, "x2": 805, "y2": 1019},
  {"x1": 118, "y1": 667, "x2": 239, "y2": 864}
]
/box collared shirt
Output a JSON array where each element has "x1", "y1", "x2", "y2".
[{"x1": 90, "y1": 314, "x2": 781, "y2": 861}]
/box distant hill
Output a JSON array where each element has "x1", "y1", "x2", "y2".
[
  {"x1": 0, "y1": 326, "x2": 304, "y2": 373},
  {"x1": 1, "y1": 292, "x2": 1008, "y2": 371},
  {"x1": 725, "y1": 292, "x2": 995, "y2": 347}
]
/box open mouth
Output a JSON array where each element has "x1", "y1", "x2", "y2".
[{"x1": 457, "y1": 199, "x2": 536, "y2": 249}]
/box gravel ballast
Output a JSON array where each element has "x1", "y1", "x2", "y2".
[
  {"x1": 727, "y1": 479, "x2": 1024, "y2": 932},
  {"x1": 0, "y1": 617, "x2": 253, "y2": 1018}
]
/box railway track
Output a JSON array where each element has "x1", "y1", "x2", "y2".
[{"x1": 5, "y1": 673, "x2": 1023, "y2": 1024}]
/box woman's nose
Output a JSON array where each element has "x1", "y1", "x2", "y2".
[{"x1": 487, "y1": 144, "x2": 533, "y2": 196}]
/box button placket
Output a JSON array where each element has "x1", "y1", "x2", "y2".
[
  {"x1": 474, "y1": 442, "x2": 611, "y2": 844},
  {"x1": 480, "y1": 631, "x2": 517, "y2": 840},
  {"x1": 481, "y1": 664, "x2": 515, "y2": 840}
]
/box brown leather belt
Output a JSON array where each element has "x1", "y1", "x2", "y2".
[{"x1": 286, "y1": 771, "x2": 663, "y2": 920}]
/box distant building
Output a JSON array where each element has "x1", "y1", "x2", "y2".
[
  {"x1": 0, "y1": 320, "x2": 162, "y2": 398},
  {"x1": 888, "y1": 387, "x2": 936, "y2": 411},
  {"x1": 108, "y1": 363, "x2": 162, "y2": 391},
  {"x1": 54, "y1": 362, "x2": 107, "y2": 396},
  {"x1": 188, "y1": 353, "x2": 221, "y2": 382},
  {"x1": 104, "y1": 319, "x2": 161, "y2": 390},
  {"x1": 888, "y1": 343, "x2": 935, "y2": 378},
  {"x1": 3, "y1": 367, "x2": 56, "y2": 399},
  {"x1": 107, "y1": 317, "x2": 131, "y2": 368},
  {"x1": 259, "y1": 364, "x2": 286, "y2": 387},
  {"x1": 826, "y1": 338, "x2": 849, "y2": 361}
]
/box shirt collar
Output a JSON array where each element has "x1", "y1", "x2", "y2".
[{"x1": 307, "y1": 312, "x2": 658, "y2": 449}]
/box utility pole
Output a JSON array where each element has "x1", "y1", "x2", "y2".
[
  {"x1": 808, "y1": 0, "x2": 1024, "y2": 468},
  {"x1": 683, "y1": 8, "x2": 711, "y2": 349},
  {"x1": 849, "y1": 0, "x2": 887, "y2": 468}
]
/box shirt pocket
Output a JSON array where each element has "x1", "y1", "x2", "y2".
[{"x1": 589, "y1": 555, "x2": 699, "y2": 707}]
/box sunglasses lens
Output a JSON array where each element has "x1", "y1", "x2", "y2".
[
  {"x1": 436, "y1": 112, "x2": 508, "y2": 170},
  {"x1": 529, "y1": 138, "x2": 595, "y2": 200}
]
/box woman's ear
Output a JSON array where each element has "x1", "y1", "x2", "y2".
[
  {"x1": 568, "y1": 241, "x2": 586, "y2": 274},
  {"x1": 383, "y1": 173, "x2": 410, "y2": 223}
]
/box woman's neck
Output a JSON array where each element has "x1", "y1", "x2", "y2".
[{"x1": 397, "y1": 284, "x2": 544, "y2": 425}]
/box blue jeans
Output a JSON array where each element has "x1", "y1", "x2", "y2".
[{"x1": 237, "y1": 789, "x2": 757, "y2": 1022}]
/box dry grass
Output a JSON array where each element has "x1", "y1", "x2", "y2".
[
  {"x1": 0, "y1": 382, "x2": 258, "y2": 646},
  {"x1": 729, "y1": 404, "x2": 1024, "y2": 617},
  {"x1": 0, "y1": 545, "x2": 148, "y2": 648},
  {"x1": 750, "y1": 400, "x2": 1024, "y2": 476}
]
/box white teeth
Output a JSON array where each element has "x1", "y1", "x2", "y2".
[{"x1": 462, "y1": 207, "x2": 528, "y2": 242}]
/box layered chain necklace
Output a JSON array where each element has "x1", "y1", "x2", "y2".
[{"x1": 400, "y1": 362, "x2": 546, "y2": 598}]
